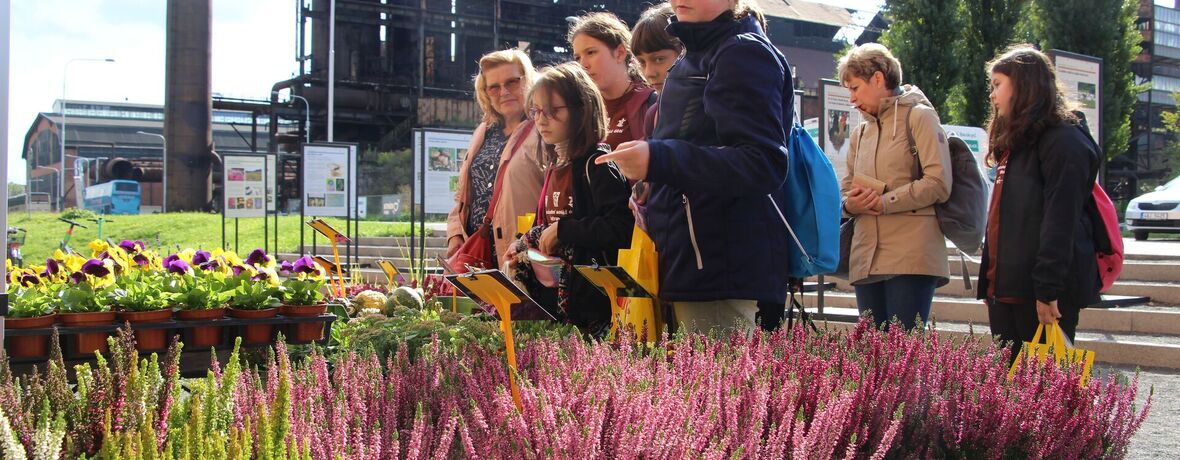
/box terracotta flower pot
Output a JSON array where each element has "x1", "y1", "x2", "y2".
[
  {"x1": 227, "y1": 307, "x2": 278, "y2": 345},
  {"x1": 279, "y1": 304, "x2": 328, "y2": 343},
  {"x1": 4, "y1": 313, "x2": 58, "y2": 358},
  {"x1": 59, "y1": 311, "x2": 117, "y2": 356},
  {"x1": 117, "y1": 309, "x2": 173, "y2": 352},
  {"x1": 175, "y1": 307, "x2": 226, "y2": 350}
]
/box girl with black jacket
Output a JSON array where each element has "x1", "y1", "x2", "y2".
[
  {"x1": 978, "y1": 46, "x2": 1101, "y2": 361},
  {"x1": 507, "y1": 62, "x2": 633, "y2": 336}
]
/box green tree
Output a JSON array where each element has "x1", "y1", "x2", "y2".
[
  {"x1": 952, "y1": 0, "x2": 1030, "y2": 127},
  {"x1": 1153, "y1": 92, "x2": 1180, "y2": 189},
  {"x1": 1028, "y1": 0, "x2": 1143, "y2": 159},
  {"x1": 880, "y1": 0, "x2": 966, "y2": 119},
  {"x1": 8, "y1": 182, "x2": 25, "y2": 197}
]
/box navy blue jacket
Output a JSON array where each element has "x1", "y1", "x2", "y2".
[{"x1": 645, "y1": 14, "x2": 793, "y2": 303}]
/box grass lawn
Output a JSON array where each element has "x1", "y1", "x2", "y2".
[{"x1": 7, "y1": 211, "x2": 422, "y2": 265}]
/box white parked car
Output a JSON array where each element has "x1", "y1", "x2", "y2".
[{"x1": 1126, "y1": 175, "x2": 1180, "y2": 240}]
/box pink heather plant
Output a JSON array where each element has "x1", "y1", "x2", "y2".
[{"x1": 0, "y1": 319, "x2": 1152, "y2": 459}]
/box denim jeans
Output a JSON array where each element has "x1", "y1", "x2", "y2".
[{"x1": 853, "y1": 275, "x2": 940, "y2": 331}]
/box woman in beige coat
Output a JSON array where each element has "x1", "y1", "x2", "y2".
[
  {"x1": 837, "y1": 44, "x2": 952, "y2": 331},
  {"x1": 446, "y1": 50, "x2": 544, "y2": 264}
]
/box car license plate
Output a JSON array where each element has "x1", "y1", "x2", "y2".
[{"x1": 1142, "y1": 212, "x2": 1168, "y2": 220}]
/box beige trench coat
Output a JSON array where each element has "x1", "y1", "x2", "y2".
[
  {"x1": 446, "y1": 121, "x2": 544, "y2": 261},
  {"x1": 841, "y1": 86, "x2": 952, "y2": 285}
]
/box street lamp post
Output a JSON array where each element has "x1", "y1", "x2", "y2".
[
  {"x1": 136, "y1": 131, "x2": 167, "y2": 212},
  {"x1": 289, "y1": 94, "x2": 310, "y2": 143},
  {"x1": 61, "y1": 57, "x2": 115, "y2": 211}
]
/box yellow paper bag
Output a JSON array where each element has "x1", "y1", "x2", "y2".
[
  {"x1": 1008, "y1": 321, "x2": 1095, "y2": 386},
  {"x1": 517, "y1": 213, "x2": 536, "y2": 236},
  {"x1": 617, "y1": 226, "x2": 661, "y2": 340}
]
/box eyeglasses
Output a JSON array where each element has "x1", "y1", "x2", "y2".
[
  {"x1": 527, "y1": 106, "x2": 568, "y2": 121},
  {"x1": 486, "y1": 77, "x2": 522, "y2": 96}
]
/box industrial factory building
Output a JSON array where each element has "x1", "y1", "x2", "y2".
[{"x1": 21, "y1": 99, "x2": 272, "y2": 211}]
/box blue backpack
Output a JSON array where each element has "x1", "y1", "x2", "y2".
[{"x1": 769, "y1": 123, "x2": 841, "y2": 277}]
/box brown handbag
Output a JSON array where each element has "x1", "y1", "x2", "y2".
[{"x1": 447, "y1": 121, "x2": 534, "y2": 273}]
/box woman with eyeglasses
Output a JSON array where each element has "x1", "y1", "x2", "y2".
[
  {"x1": 505, "y1": 62, "x2": 633, "y2": 336},
  {"x1": 446, "y1": 49, "x2": 545, "y2": 267},
  {"x1": 568, "y1": 12, "x2": 657, "y2": 149}
]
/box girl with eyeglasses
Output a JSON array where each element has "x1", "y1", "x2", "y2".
[
  {"x1": 505, "y1": 63, "x2": 633, "y2": 336},
  {"x1": 446, "y1": 50, "x2": 544, "y2": 269}
]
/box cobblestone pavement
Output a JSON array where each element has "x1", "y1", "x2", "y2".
[{"x1": 1097, "y1": 364, "x2": 1180, "y2": 458}]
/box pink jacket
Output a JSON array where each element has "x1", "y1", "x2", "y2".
[{"x1": 446, "y1": 121, "x2": 544, "y2": 261}]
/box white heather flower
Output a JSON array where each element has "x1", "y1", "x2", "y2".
[{"x1": 0, "y1": 410, "x2": 28, "y2": 460}]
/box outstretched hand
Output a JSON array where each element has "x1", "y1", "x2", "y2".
[{"x1": 597, "y1": 140, "x2": 650, "y2": 181}]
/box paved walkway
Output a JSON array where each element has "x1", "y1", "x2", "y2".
[{"x1": 1123, "y1": 238, "x2": 1180, "y2": 257}]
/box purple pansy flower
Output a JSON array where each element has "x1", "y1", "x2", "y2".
[
  {"x1": 292, "y1": 255, "x2": 318, "y2": 275},
  {"x1": 133, "y1": 254, "x2": 150, "y2": 267},
  {"x1": 20, "y1": 273, "x2": 40, "y2": 286},
  {"x1": 69, "y1": 271, "x2": 86, "y2": 284},
  {"x1": 232, "y1": 265, "x2": 247, "y2": 277},
  {"x1": 166, "y1": 258, "x2": 192, "y2": 274},
  {"x1": 192, "y1": 250, "x2": 211, "y2": 266},
  {"x1": 245, "y1": 248, "x2": 270, "y2": 266},
  {"x1": 252, "y1": 270, "x2": 272, "y2": 282},
  {"x1": 41, "y1": 258, "x2": 61, "y2": 277},
  {"x1": 118, "y1": 240, "x2": 144, "y2": 253},
  {"x1": 278, "y1": 260, "x2": 295, "y2": 276},
  {"x1": 81, "y1": 259, "x2": 110, "y2": 277},
  {"x1": 163, "y1": 254, "x2": 180, "y2": 267},
  {"x1": 200, "y1": 258, "x2": 222, "y2": 271}
]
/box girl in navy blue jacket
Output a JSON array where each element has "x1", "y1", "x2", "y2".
[{"x1": 598, "y1": 0, "x2": 793, "y2": 335}]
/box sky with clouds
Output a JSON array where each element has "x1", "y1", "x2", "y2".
[{"x1": 4, "y1": 0, "x2": 882, "y2": 184}]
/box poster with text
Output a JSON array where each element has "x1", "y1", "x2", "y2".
[
  {"x1": 224, "y1": 155, "x2": 267, "y2": 218},
  {"x1": 1051, "y1": 51, "x2": 1102, "y2": 143},
  {"x1": 793, "y1": 90, "x2": 803, "y2": 123},
  {"x1": 943, "y1": 124, "x2": 990, "y2": 173},
  {"x1": 303, "y1": 143, "x2": 354, "y2": 217},
  {"x1": 413, "y1": 129, "x2": 474, "y2": 214},
  {"x1": 820, "y1": 80, "x2": 861, "y2": 180}
]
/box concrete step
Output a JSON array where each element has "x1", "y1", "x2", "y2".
[
  {"x1": 809, "y1": 310, "x2": 1180, "y2": 369},
  {"x1": 800, "y1": 292, "x2": 1180, "y2": 336},
  {"x1": 827, "y1": 277, "x2": 1180, "y2": 305},
  {"x1": 944, "y1": 256, "x2": 1180, "y2": 283}
]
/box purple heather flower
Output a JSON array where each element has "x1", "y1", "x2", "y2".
[
  {"x1": 69, "y1": 271, "x2": 86, "y2": 284},
  {"x1": 166, "y1": 258, "x2": 192, "y2": 274},
  {"x1": 292, "y1": 255, "x2": 318, "y2": 275},
  {"x1": 192, "y1": 250, "x2": 211, "y2": 266},
  {"x1": 81, "y1": 259, "x2": 110, "y2": 277},
  {"x1": 279, "y1": 260, "x2": 295, "y2": 276},
  {"x1": 20, "y1": 273, "x2": 40, "y2": 286},
  {"x1": 41, "y1": 258, "x2": 60, "y2": 277},
  {"x1": 246, "y1": 248, "x2": 270, "y2": 266},
  {"x1": 133, "y1": 254, "x2": 150, "y2": 267}
]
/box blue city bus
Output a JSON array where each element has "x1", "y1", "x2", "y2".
[{"x1": 84, "y1": 180, "x2": 141, "y2": 215}]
